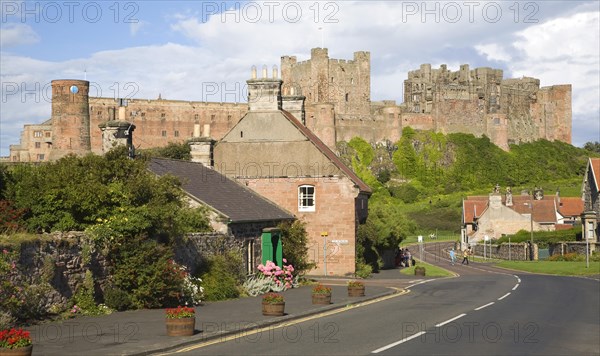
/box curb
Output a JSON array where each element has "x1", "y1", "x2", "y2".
[{"x1": 133, "y1": 288, "x2": 401, "y2": 356}]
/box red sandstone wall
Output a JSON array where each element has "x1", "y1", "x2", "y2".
[{"x1": 240, "y1": 176, "x2": 358, "y2": 276}]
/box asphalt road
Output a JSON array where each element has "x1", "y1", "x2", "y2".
[{"x1": 166, "y1": 244, "x2": 600, "y2": 356}]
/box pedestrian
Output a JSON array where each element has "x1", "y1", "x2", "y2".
[
  {"x1": 449, "y1": 248, "x2": 456, "y2": 265},
  {"x1": 461, "y1": 247, "x2": 469, "y2": 265},
  {"x1": 405, "y1": 249, "x2": 411, "y2": 267}
]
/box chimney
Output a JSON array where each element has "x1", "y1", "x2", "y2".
[
  {"x1": 189, "y1": 123, "x2": 214, "y2": 168},
  {"x1": 282, "y1": 94, "x2": 306, "y2": 124},
  {"x1": 247, "y1": 65, "x2": 282, "y2": 111},
  {"x1": 98, "y1": 120, "x2": 136, "y2": 157}
]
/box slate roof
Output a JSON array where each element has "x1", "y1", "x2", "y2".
[
  {"x1": 148, "y1": 158, "x2": 295, "y2": 223},
  {"x1": 280, "y1": 110, "x2": 372, "y2": 194},
  {"x1": 590, "y1": 158, "x2": 600, "y2": 189}
]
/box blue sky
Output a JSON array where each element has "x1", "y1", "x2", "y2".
[{"x1": 1, "y1": 0, "x2": 599, "y2": 156}]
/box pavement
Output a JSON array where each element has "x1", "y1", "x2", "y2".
[{"x1": 26, "y1": 268, "x2": 423, "y2": 356}]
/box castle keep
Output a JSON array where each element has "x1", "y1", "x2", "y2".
[{"x1": 8, "y1": 48, "x2": 571, "y2": 162}]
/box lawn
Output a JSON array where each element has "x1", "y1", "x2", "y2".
[
  {"x1": 399, "y1": 259, "x2": 455, "y2": 277},
  {"x1": 495, "y1": 260, "x2": 600, "y2": 276}
]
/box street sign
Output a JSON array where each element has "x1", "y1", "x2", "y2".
[{"x1": 418, "y1": 235, "x2": 423, "y2": 242}]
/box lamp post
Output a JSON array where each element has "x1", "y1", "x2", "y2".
[{"x1": 525, "y1": 200, "x2": 534, "y2": 261}]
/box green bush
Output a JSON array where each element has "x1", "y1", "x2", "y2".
[
  {"x1": 110, "y1": 236, "x2": 186, "y2": 308},
  {"x1": 279, "y1": 220, "x2": 316, "y2": 276},
  {"x1": 354, "y1": 261, "x2": 373, "y2": 279},
  {"x1": 103, "y1": 287, "x2": 132, "y2": 311},
  {"x1": 199, "y1": 252, "x2": 244, "y2": 301}
]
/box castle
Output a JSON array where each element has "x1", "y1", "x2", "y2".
[{"x1": 7, "y1": 48, "x2": 571, "y2": 162}]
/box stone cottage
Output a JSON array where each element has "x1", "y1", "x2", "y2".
[
  {"x1": 461, "y1": 187, "x2": 583, "y2": 246},
  {"x1": 148, "y1": 157, "x2": 295, "y2": 274},
  {"x1": 212, "y1": 66, "x2": 372, "y2": 276}
]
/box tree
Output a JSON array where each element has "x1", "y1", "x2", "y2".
[
  {"x1": 278, "y1": 220, "x2": 316, "y2": 276},
  {"x1": 583, "y1": 141, "x2": 600, "y2": 154}
]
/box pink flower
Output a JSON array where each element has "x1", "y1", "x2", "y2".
[
  {"x1": 2, "y1": 249, "x2": 8, "y2": 254},
  {"x1": 283, "y1": 258, "x2": 287, "y2": 263}
]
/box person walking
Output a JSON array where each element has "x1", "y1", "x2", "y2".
[
  {"x1": 449, "y1": 248, "x2": 456, "y2": 265},
  {"x1": 461, "y1": 247, "x2": 469, "y2": 265}
]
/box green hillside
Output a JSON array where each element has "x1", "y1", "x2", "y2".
[{"x1": 339, "y1": 130, "x2": 596, "y2": 274}]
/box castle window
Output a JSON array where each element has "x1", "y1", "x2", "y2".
[
  {"x1": 141, "y1": 112, "x2": 146, "y2": 117},
  {"x1": 331, "y1": 77, "x2": 334, "y2": 83},
  {"x1": 33, "y1": 131, "x2": 42, "y2": 138},
  {"x1": 35, "y1": 142, "x2": 41, "y2": 148},
  {"x1": 45, "y1": 132, "x2": 51, "y2": 137},
  {"x1": 195, "y1": 114, "x2": 199, "y2": 122},
  {"x1": 174, "y1": 131, "x2": 179, "y2": 137},
  {"x1": 351, "y1": 78, "x2": 354, "y2": 84},
  {"x1": 37, "y1": 154, "x2": 45, "y2": 161},
  {"x1": 298, "y1": 185, "x2": 315, "y2": 212},
  {"x1": 494, "y1": 118, "x2": 500, "y2": 125},
  {"x1": 345, "y1": 93, "x2": 349, "y2": 102},
  {"x1": 211, "y1": 114, "x2": 216, "y2": 121},
  {"x1": 161, "y1": 130, "x2": 167, "y2": 137},
  {"x1": 161, "y1": 113, "x2": 166, "y2": 118},
  {"x1": 240, "y1": 131, "x2": 244, "y2": 138}
]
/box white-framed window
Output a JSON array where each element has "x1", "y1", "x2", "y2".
[{"x1": 298, "y1": 185, "x2": 315, "y2": 212}]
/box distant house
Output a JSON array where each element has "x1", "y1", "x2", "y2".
[
  {"x1": 461, "y1": 187, "x2": 583, "y2": 245},
  {"x1": 582, "y1": 158, "x2": 600, "y2": 242},
  {"x1": 212, "y1": 68, "x2": 372, "y2": 276},
  {"x1": 148, "y1": 157, "x2": 295, "y2": 273}
]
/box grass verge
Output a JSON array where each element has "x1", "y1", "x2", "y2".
[
  {"x1": 399, "y1": 259, "x2": 455, "y2": 277},
  {"x1": 495, "y1": 260, "x2": 600, "y2": 276}
]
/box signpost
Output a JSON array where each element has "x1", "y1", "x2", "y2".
[
  {"x1": 484, "y1": 235, "x2": 489, "y2": 260},
  {"x1": 321, "y1": 232, "x2": 328, "y2": 275}
]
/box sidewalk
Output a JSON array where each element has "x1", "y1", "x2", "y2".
[{"x1": 26, "y1": 271, "x2": 420, "y2": 355}]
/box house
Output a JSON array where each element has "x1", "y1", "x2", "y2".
[
  {"x1": 148, "y1": 157, "x2": 295, "y2": 274},
  {"x1": 582, "y1": 158, "x2": 600, "y2": 242},
  {"x1": 461, "y1": 187, "x2": 583, "y2": 246},
  {"x1": 212, "y1": 66, "x2": 372, "y2": 276}
]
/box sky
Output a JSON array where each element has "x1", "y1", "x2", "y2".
[{"x1": 1, "y1": 0, "x2": 599, "y2": 156}]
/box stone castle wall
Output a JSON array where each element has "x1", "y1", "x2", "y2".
[{"x1": 9, "y1": 48, "x2": 572, "y2": 161}]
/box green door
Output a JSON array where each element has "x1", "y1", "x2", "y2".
[{"x1": 261, "y1": 228, "x2": 282, "y2": 267}]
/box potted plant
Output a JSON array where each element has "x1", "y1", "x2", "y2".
[
  {"x1": 0, "y1": 328, "x2": 33, "y2": 356},
  {"x1": 165, "y1": 306, "x2": 196, "y2": 336},
  {"x1": 311, "y1": 284, "x2": 332, "y2": 305},
  {"x1": 347, "y1": 280, "x2": 365, "y2": 297},
  {"x1": 261, "y1": 292, "x2": 285, "y2": 316}
]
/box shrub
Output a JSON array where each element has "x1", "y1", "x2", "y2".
[
  {"x1": 103, "y1": 287, "x2": 132, "y2": 311},
  {"x1": 354, "y1": 261, "x2": 373, "y2": 279},
  {"x1": 278, "y1": 221, "x2": 316, "y2": 276},
  {"x1": 199, "y1": 252, "x2": 244, "y2": 301},
  {"x1": 110, "y1": 236, "x2": 188, "y2": 308}
]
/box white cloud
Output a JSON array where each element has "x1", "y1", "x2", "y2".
[
  {"x1": 129, "y1": 20, "x2": 147, "y2": 37},
  {"x1": 475, "y1": 44, "x2": 512, "y2": 62},
  {"x1": 0, "y1": 23, "x2": 39, "y2": 47},
  {"x1": 1, "y1": 1, "x2": 598, "y2": 154}
]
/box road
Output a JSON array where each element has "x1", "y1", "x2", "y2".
[{"x1": 164, "y1": 243, "x2": 600, "y2": 355}]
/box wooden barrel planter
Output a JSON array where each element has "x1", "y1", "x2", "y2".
[
  {"x1": 312, "y1": 293, "x2": 332, "y2": 305},
  {"x1": 262, "y1": 302, "x2": 285, "y2": 316},
  {"x1": 414, "y1": 266, "x2": 426, "y2": 276},
  {"x1": 347, "y1": 286, "x2": 365, "y2": 297},
  {"x1": 0, "y1": 345, "x2": 33, "y2": 356},
  {"x1": 166, "y1": 317, "x2": 196, "y2": 336}
]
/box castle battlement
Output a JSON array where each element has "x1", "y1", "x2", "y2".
[{"x1": 8, "y1": 48, "x2": 572, "y2": 162}]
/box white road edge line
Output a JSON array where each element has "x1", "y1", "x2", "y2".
[
  {"x1": 512, "y1": 284, "x2": 519, "y2": 291},
  {"x1": 435, "y1": 313, "x2": 467, "y2": 327},
  {"x1": 371, "y1": 331, "x2": 427, "y2": 353},
  {"x1": 474, "y1": 302, "x2": 494, "y2": 311},
  {"x1": 498, "y1": 292, "x2": 511, "y2": 300}
]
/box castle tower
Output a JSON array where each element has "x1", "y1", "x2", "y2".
[
  {"x1": 306, "y1": 103, "x2": 336, "y2": 149},
  {"x1": 50, "y1": 79, "x2": 91, "y2": 159}
]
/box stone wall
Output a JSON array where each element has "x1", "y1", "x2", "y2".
[
  {"x1": 548, "y1": 242, "x2": 600, "y2": 256},
  {"x1": 471, "y1": 242, "x2": 531, "y2": 261},
  {"x1": 1, "y1": 232, "x2": 109, "y2": 312}
]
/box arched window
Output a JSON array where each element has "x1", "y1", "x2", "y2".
[{"x1": 298, "y1": 185, "x2": 315, "y2": 212}]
